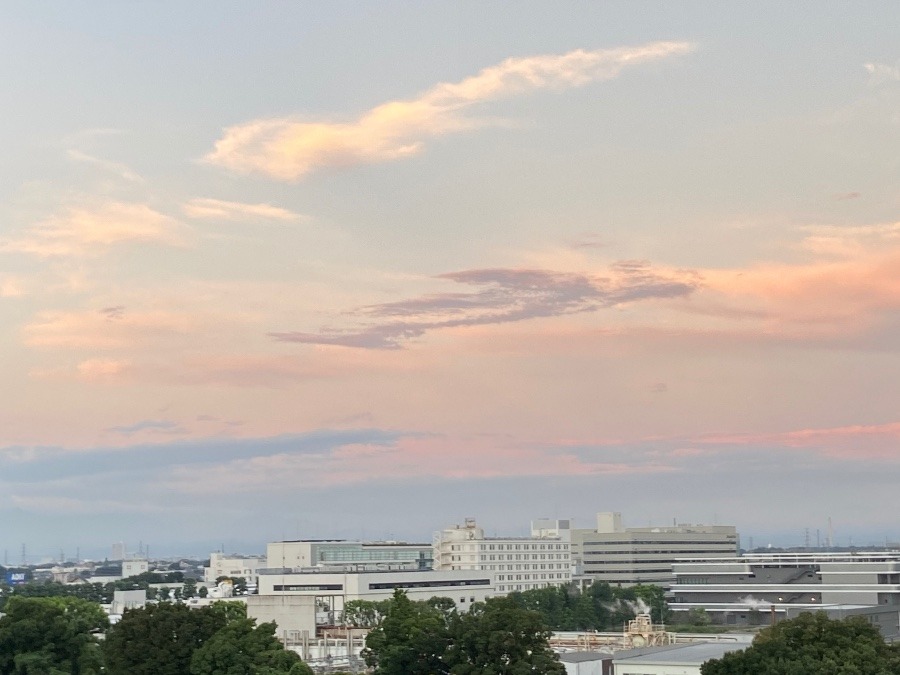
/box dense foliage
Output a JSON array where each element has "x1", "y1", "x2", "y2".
[
  {"x1": 701, "y1": 612, "x2": 900, "y2": 675},
  {"x1": 363, "y1": 590, "x2": 566, "y2": 675},
  {"x1": 345, "y1": 582, "x2": 668, "y2": 634},
  {"x1": 503, "y1": 582, "x2": 669, "y2": 631},
  {"x1": 0, "y1": 596, "x2": 108, "y2": 675},
  {"x1": 102, "y1": 601, "x2": 312, "y2": 675}
]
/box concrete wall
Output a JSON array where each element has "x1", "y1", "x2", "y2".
[{"x1": 247, "y1": 595, "x2": 317, "y2": 640}]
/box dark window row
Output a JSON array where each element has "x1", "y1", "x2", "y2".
[{"x1": 369, "y1": 579, "x2": 491, "y2": 590}]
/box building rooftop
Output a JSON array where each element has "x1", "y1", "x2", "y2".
[
  {"x1": 558, "y1": 651, "x2": 612, "y2": 663},
  {"x1": 613, "y1": 642, "x2": 746, "y2": 665}
]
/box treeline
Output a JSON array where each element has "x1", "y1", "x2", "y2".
[
  {"x1": 362, "y1": 590, "x2": 566, "y2": 674},
  {"x1": 702, "y1": 612, "x2": 900, "y2": 674},
  {"x1": 0, "y1": 597, "x2": 314, "y2": 675},
  {"x1": 504, "y1": 582, "x2": 669, "y2": 631},
  {"x1": 345, "y1": 581, "x2": 669, "y2": 633},
  {"x1": 0, "y1": 572, "x2": 196, "y2": 609}
]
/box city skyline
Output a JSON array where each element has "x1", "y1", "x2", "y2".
[{"x1": 1, "y1": 3, "x2": 898, "y2": 555}]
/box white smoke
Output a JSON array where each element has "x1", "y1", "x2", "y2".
[{"x1": 739, "y1": 595, "x2": 771, "y2": 609}]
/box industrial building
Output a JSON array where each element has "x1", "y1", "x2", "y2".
[
  {"x1": 612, "y1": 642, "x2": 746, "y2": 675},
  {"x1": 432, "y1": 518, "x2": 572, "y2": 592},
  {"x1": 668, "y1": 551, "x2": 900, "y2": 633},
  {"x1": 571, "y1": 512, "x2": 738, "y2": 587}
]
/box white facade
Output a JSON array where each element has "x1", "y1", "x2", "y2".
[
  {"x1": 266, "y1": 540, "x2": 432, "y2": 571},
  {"x1": 251, "y1": 568, "x2": 496, "y2": 639},
  {"x1": 121, "y1": 558, "x2": 149, "y2": 578},
  {"x1": 204, "y1": 552, "x2": 267, "y2": 584},
  {"x1": 433, "y1": 518, "x2": 571, "y2": 593}
]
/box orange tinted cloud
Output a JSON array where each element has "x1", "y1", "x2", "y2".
[
  {"x1": 182, "y1": 198, "x2": 304, "y2": 222},
  {"x1": 2, "y1": 201, "x2": 186, "y2": 257},
  {"x1": 206, "y1": 42, "x2": 695, "y2": 180}
]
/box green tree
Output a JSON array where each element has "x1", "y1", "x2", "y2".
[
  {"x1": 0, "y1": 596, "x2": 108, "y2": 675},
  {"x1": 189, "y1": 618, "x2": 312, "y2": 675},
  {"x1": 363, "y1": 590, "x2": 452, "y2": 675},
  {"x1": 363, "y1": 591, "x2": 565, "y2": 675},
  {"x1": 102, "y1": 602, "x2": 227, "y2": 675},
  {"x1": 701, "y1": 612, "x2": 900, "y2": 675},
  {"x1": 445, "y1": 595, "x2": 566, "y2": 675}
]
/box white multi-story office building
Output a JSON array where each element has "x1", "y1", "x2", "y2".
[
  {"x1": 433, "y1": 518, "x2": 572, "y2": 593},
  {"x1": 266, "y1": 540, "x2": 433, "y2": 572},
  {"x1": 571, "y1": 512, "x2": 738, "y2": 587}
]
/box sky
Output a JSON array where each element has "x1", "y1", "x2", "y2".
[{"x1": 1, "y1": 2, "x2": 899, "y2": 561}]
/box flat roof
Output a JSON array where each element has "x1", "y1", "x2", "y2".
[
  {"x1": 613, "y1": 642, "x2": 745, "y2": 665},
  {"x1": 558, "y1": 651, "x2": 612, "y2": 663}
]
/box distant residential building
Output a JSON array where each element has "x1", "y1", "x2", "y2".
[
  {"x1": 571, "y1": 512, "x2": 738, "y2": 587},
  {"x1": 122, "y1": 558, "x2": 149, "y2": 578},
  {"x1": 266, "y1": 540, "x2": 433, "y2": 572},
  {"x1": 204, "y1": 552, "x2": 267, "y2": 584},
  {"x1": 669, "y1": 551, "x2": 900, "y2": 631},
  {"x1": 432, "y1": 518, "x2": 572, "y2": 593}
]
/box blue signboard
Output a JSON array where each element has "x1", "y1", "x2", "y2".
[{"x1": 5, "y1": 572, "x2": 26, "y2": 585}]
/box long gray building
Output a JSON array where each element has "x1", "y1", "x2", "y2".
[
  {"x1": 668, "y1": 551, "x2": 900, "y2": 630},
  {"x1": 571, "y1": 512, "x2": 739, "y2": 587}
]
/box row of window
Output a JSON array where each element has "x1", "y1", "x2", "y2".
[
  {"x1": 497, "y1": 573, "x2": 566, "y2": 581},
  {"x1": 368, "y1": 578, "x2": 491, "y2": 590},
  {"x1": 582, "y1": 549, "x2": 733, "y2": 556},
  {"x1": 496, "y1": 583, "x2": 558, "y2": 592},
  {"x1": 447, "y1": 543, "x2": 568, "y2": 551}
]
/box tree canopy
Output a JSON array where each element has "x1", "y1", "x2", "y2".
[
  {"x1": 189, "y1": 618, "x2": 312, "y2": 675},
  {"x1": 103, "y1": 601, "x2": 312, "y2": 675},
  {"x1": 362, "y1": 590, "x2": 565, "y2": 675},
  {"x1": 701, "y1": 612, "x2": 900, "y2": 675},
  {"x1": 0, "y1": 596, "x2": 108, "y2": 675},
  {"x1": 102, "y1": 602, "x2": 229, "y2": 675}
]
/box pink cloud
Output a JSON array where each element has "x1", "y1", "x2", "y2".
[
  {"x1": 165, "y1": 435, "x2": 675, "y2": 495},
  {"x1": 2, "y1": 201, "x2": 187, "y2": 257},
  {"x1": 205, "y1": 42, "x2": 695, "y2": 180},
  {"x1": 701, "y1": 422, "x2": 900, "y2": 460}
]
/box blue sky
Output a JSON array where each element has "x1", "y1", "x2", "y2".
[{"x1": 0, "y1": 2, "x2": 898, "y2": 560}]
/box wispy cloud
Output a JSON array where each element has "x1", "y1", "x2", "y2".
[
  {"x1": 1, "y1": 277, "x2": 25, "y2": 297},
  {"x1": 76, "y1": 358, "x2": 132, "y2": 381},
  {"x1": 66, "y1": 149, "x2": 144, "y2": 183},
  {"x1": 182, "y1": 198, "x2": 304, "y2": 222},
  {"x1": 271, "y1": 261, "x2": 699, "y2": 349},
  {"x1": 205, "y1": 42, "x2": 695, "y2": 180},
  {"x1": 1, "y1": 201, "x2": 186, "y2": 257},
  {"x1": 107, "y1": 419, "x2": 183, "y2": 436},
  {"x1": 864, "y1": 60, "x2": 900, "y2": 85},
  {"x1": 833, "y1": 191, "x2": 860, "y2": 201}
]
